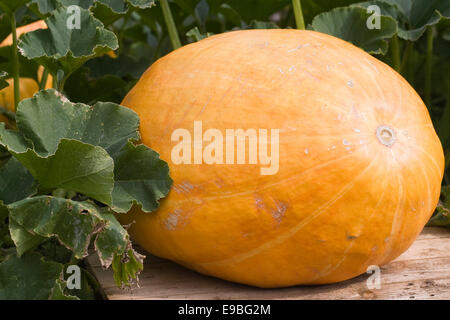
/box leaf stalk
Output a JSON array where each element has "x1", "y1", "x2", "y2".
[
  {"x1": 425, "y1": 26, "x2": 433, "y2": 108},
  {"x1": 391, "y1": 34, "x2": 400, "y2": 72},
  {"x1": 160, "y1": 0, "x2": 181, "y2": 50},
  {"x1": 10, "y1": 14, "x2": 20, "y2": 112},
  {"x1": 292, "y1": 0, "x2": 305, "y2": 30}
]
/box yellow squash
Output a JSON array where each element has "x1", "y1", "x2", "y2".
[{"x1": 119, "y1": 30, "x2": 445, "y2": 288}]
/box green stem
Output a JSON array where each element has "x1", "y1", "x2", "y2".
[
  {"x1": 160, "y1": 0, "x2": 181, "y2": 50},
  {"x1": 39, "y1": 68, "x2": 49, "y2": 91},
  {"x1": 292, "y1": 0, "x2": 305, "y2": 30},
  {"x1": 399, "y1": 41, "x2": 412, "y2": 74},
  {"x1": 391, "y1": 34, "x2": 400, "y2": 72},
  {"x1": 10, "y1": 14, "x2": 20, "y2": 113},
  {"x1": 437, "y1": 95, "x2": 450, "y2": 148},
  {"x1": 58, "y1": 77, "x2": 67, "y2": 93},
  {"x1": 52, "y1": 75, "x2": 57, "y2": 89},
  {"x1": 118, "y1": 10, "x2": 132, "y2": 55},
  {"x1": 425, "y1": 26, "x2": 433, "y2": 108}
]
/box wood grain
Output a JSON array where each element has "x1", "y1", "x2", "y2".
[{"x1": 86, "y1": 227, "x2": 450, "y2": 300}]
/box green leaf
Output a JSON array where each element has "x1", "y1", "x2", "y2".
[
  {"x1": 0, "y1": 0, "x2": 32, "y2": 14},
  {"x1": 353, "y1": 0, "x2": 450, "y2": 41},
  {"x1": 300, "y1": 0, "x2": 363, "y2": 25},
  {"x1": 11, "y1": 139, "x2": 114, "y2": 205},
  {"x1": 383, "y1": 0, "x2": 450, "y2": 41},
  {"x1": 0, "y1": 46, "x2": 40, "y2": 80},
  {"x1": 0, "y1": 71, "x2": 8, "y2": 90},
  {"x1": 30, "y1": 0, "x2": 61, "y2": 14},
  {"x1": 50, "y1": 279, "x2": 80, "y2": 300},
  {"x1": 8, "y1": 196, "x2": 105, "y2": 258},
  {"x1": 127, "y1": 0, "x2": 156, "y2": 9},
  {"x1": 7, "y1": 195, "x2": 143, "y2": 286},
  {"x1": 65, "y1": 70, "x2": 130, "y2": 104},
  {"x1": 0, "y1": 157, "x2": 36, "y2": 205},
  {"x1": 111, "y1": 142, "x2": 173, "y2": 213},
  {"x1": 15, "y1": 89, "x2": 140, "y2": 157},
  {"x1": 31, "y1": 0, "x2": 155, "y2": 14},
  {"x1": 186, "y1": 26, "x2": 212, "y2": 41},
  {"x1": 94, "y1": 209, "x2": 128, "y2": 267},
  {"x1": 311, "y1": 6, "x2": 397, "y2": 54},
  {"x1": 0, "y1": 201, "x2": 8, "y2": 222},
  {"x1": 18, "y1": 6, "x2": 119, "y2": 83},
  {"x1": 9, "y1": 219, "x2": 46, "y2": 257},
  {"x1": 0, "y1": 252, "x2": 63, "y2": 300},
  {"x1": 111, "y1": 247, "x2": 144, "y2": 288}
]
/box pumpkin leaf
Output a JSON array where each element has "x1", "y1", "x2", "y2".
[
  {"x1": 111, "y1": 142, "x2": 173, "y2": 213},
  {"x1": 94, "y1": 209, "x2": 128, "y2": 267},
  {"x1": 0, "y1": 1, "x2": 32, "y2": 14},
  {"x1": 9, "y1": 218, "x2": 46, "y2": 257},
  {"x1": 353, "y1": 0, "x2": 450, "y2": 41},
  {"x1": 111, "y1": 247, "x2": 144, "y2": 288},
  {"x1": 65, "y1": 69, "x2": 130, "y2": 104},
  {"x1": 0, "y1": 89, "x2": 172, "y2": 210},
  {"x1": 299, "y1": 0, "x2": 363, "y2": 25},
  {"x1": 186, "y1": 26, "x2": 212, "y2": 41},
  {"x1": 0, "y1": 47, "x2": 40, "y2": 80},
  {"x1": 8, "y1": 139, "x2": 115, "y2": 205},
  {"x1": 0, "y1": 252, "x2": 63, "y2": 300},
  {"x1": 0, "y1": 157, "x2": 36, "y2": 205},
  {"x1": 8, "y1": 196, "x2": 106, "y2": 258},
  {"x1": 31, "y1": 0, "x2": 155, "y2": 14},
  {"x1": 15, "y1": 89, "x2": 140, "y2": 157},
  {"x1": 0, "y1": 201, "x2": 8, "y2": 223},
  {"x1": 50, "y1": 279, "x2": 80, "y2": 300},
  {"x1": 7, "y1": 195, "x2": 143, "y2": 286},
  {"x1": 18, "y1": 6, "x2": 119, "y2": 84},
  {"x1": 311, "y1": 6, "x2": 398, "y2": 54}
]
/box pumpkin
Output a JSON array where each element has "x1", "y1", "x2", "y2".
[
  {"x1": 0, "y1": 20, "x2": 48, "y2": 47},
  {"x1": 0, "y1": 78, "x2": 39, "y2": 124},
  {"x1": 119, "y1": 29, "x2": 445, "y2": 288}
]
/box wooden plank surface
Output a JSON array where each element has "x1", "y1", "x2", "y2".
[{"x1": 86, "y1": 227, "x2": 450, "y2": 300}]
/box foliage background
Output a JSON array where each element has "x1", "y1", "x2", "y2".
[{"x1": 0, "y1": 0, "x2": 449, "y2": 299}]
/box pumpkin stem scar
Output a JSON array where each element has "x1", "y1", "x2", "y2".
[{"x1": 376, "y1": 125, "x2": 396, "y2": 147}]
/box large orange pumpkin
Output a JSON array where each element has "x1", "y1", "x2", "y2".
[{"x1": 119, "y1": 29, "x2": 445, "y2": 288}]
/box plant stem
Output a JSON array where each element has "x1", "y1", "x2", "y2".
[
  {"x1": 39, "y1": 68, "x2": 49, "y2": 90},
  {"x1": 160, "y1": 0, "x2": 181, "y2": 50},
  {"x1": 59, "y1": 77, "x2": 67, "y2": 93},
  {"x1": 292, "y1": 0, "x2": 305, "y2": 30},
  {"x1": 10, "y1": 14, "x2": 20, "y2": 113},
  {"x1": 399, "y1": 41, "x2": 412, "y2": 74},
  {"x1": 437, "y1": 96, "x2": 450, "y2": 147},
  {"x1": 425, "y1": 26, "x2": 433, "y2": 108},
  {"x1": 118, "y1": 10, "x2": 132, "y2": 55},
  {"x1": 391, "y1": 34, "x2": 400, "y2": 72}
]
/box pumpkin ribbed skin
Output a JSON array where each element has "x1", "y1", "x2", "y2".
[{"x1": 120, "y1": 30, "x2": 444, "y2": 288}]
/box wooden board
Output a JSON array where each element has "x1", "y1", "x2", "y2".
[{"x1": 86, "y1": 227, "x2": 450, "y2": 300}]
